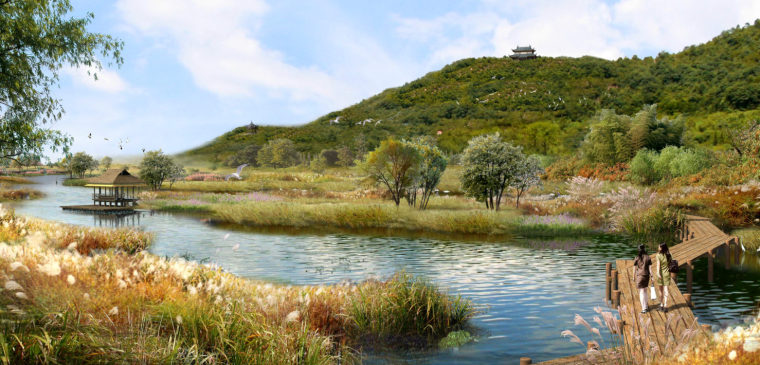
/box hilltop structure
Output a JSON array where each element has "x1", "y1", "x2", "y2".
[{"x1": 509, "y1": 45, "x2": 537, "y2": 60}]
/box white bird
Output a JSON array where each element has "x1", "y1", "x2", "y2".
[
  {"x1": 456, "y1": 101, "x2": 460, "y2": 105},
  {"x1": 225, "y1": 163, "x2": 249, "y2": 181},
  {"x1": 104, "y1": 138, "x2": 108, "y2": 141},
  {"x1": 492, "y1": 76, "x2": 496, "y2": 80},
  {"x1": 126, "y1": 137, "x2": 129, "y2": 143},
  {"x1": 223, "y1": 233, "x2": 230, "y2": 240},
  {"x1": 356, "y1": 121, "x2": 362, "y2": 125},
  {"x1": 330, "y1": 116, "x2": 342, "y2": 124},
  {"x1": 232, "y1": 243, "x2": 240, "y2": 252},
  {"x1": 375, "y1": 120, "x2": 381, "y2": 125}
]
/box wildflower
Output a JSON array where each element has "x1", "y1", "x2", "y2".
[
  {"x1": 108, "y1": 306, "x2": 119, "y2": 315},
  {"x1": 9, "y1": 262, "x2": 29, "y2": 272},
  {"x1": 4, "y1": 281, "x2": 23, "y2": 291},
  {"x1": 15, "y1": 292, "x2": 28, "y2": 300},
  {"x1": 176, "y1": 315, "x2": 183, "y2": 325},
  {"x1": 285, "y1": 310, "x2": 300, "y2": 323},
  {"x1": 728, "y1": 350, "x2": 737, "y2": 360},
  {"x1": 67, "y1": 275, "x2": 76, "y2": 285}
]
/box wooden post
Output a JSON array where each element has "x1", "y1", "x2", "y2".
[
  {"x1": 611, "y1": 269, "x2": 618, "y2": 293},
  {"x1": 612, "y1": 290, "x2": 621, "y2": 309},
  {"x1": 686, "y1": 260, "x2": 693, "y2": 294},
  {"x1": 707, "y1": 249, "x2": 714, "y2": 282},
  {"x1": 684, "y1": 293, "x2": 692, "y2": 307},
  {"x1": 520, "y1": 357, "x2": 532, "y2": 365},
  {"x1": 605, "y1": 263, "x2": 612, "y2": 302},
  {"x1": 725, "y1": 241, "x2": 731, "y2": 269}
]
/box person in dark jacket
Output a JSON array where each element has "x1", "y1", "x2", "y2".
[{"x1": 634, "y1": 244, "x2": 653, "y2": 314}]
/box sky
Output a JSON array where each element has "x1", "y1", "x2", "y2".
[{"x1": 49, "y1": 0, "x2": 760, "y2": 161}]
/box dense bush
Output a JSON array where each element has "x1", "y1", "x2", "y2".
[{"x1": 630, "y1": 146, "x2": 713, "y2": 185}]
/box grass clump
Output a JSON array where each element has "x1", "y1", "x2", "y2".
[
  {"x1": 62, "y1": 178, "x2": 88, "y2": 187},
  {"x1": 0, "y1": 210, "x2": 479, "y2": 364},
  {"x1": 0, "y1": 188, "x2": 44, "y2": 202}
]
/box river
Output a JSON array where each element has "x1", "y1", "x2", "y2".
[{"x1": 8, "y1": 175, "x2": 760, "y2": 364}]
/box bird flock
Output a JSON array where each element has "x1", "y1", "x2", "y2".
[{"x1": 88, "y1": 133, "x2": 146, "y2": 154}]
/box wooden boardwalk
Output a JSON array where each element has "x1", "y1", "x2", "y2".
[{"x1": 536, "y1": 215, "x2": 734, "y2": 365}]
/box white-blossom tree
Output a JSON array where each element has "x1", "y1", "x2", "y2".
[{"x1": 513, "y1": 155, "x2": 544, "y2": 208}]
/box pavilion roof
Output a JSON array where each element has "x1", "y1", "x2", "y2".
[{"x1": 85, "y1": 169, "x2": 147, "y2": 187}]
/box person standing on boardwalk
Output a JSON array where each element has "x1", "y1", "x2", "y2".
[
  {"x1": 634, "y1": 244, "x2": 654, "y2": 314},
  {"x1": 656, "y1": 242, "x2": 673, "y2": 313}
]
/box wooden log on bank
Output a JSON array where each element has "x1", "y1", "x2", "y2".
[{"x1": 520, "y1": 357, "x2": 532, "y2": 365}]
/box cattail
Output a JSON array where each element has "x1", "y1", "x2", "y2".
[{"x1": 67, "y1": 275, "x2": 76, "y2": 285}]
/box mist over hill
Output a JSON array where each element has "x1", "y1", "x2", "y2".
[{"x1": 181, "y1": 20, "x2": 760, "y2": 163}]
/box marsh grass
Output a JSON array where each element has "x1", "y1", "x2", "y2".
[
  {"x1": 0, "y1": 176, "x2": 34, "y2": 184},
  {"x1": 62, "y1": 179, "x2": 88, "y2": 187},
  {"x1": 733, "y1": 227, "x2": 760, "y2": 251},
  {"x1": 0, "y1": 207, "x2": 478, "y2": 364},
  {"x1": 0, "y1": 188, "x2": 44, "y2": 202}
]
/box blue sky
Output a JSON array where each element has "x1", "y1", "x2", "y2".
[{"x1": 52, "y1": 0, "x2": 760, "y2": 161}]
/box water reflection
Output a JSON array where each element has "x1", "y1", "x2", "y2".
[{"x1": 7, "y1": 175, "x2": 760, "y2": 365}]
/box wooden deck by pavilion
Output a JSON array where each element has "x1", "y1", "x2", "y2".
[
  {"x1": 533, "y1": 215, "x2": 737, "y2": 365},
  {"x1": 61, "y1": 169, "x2": 147, "y2": 213}
]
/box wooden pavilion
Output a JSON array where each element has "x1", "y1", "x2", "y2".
[{"x1": 61, "y1": 169, "x2": 147, "y2": 213}]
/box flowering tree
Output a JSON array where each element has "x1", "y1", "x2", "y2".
[
  {"x1": 460, "y1": 133, "x2": 522, "y2": 211},
  {"x1": 513, "y1": 155, "x2": 543, "y2": 208}
]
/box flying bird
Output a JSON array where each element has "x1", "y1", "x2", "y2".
[
  {"x1": 119, "y1": 145, "x2": 122, "y2": 150},
  {"x1": 142, "y1": 148, "x2": 145, "y2": 153},
  {"x1": 88, "y1": 133, "x2": 91, "y2": 139},
  {"x1": 104, "y1": 138, "x2": 108, "y2": 141},
  {"x1": 375, "y1": 120, "x2": 381, "y2": 125},
  {"x1": 232, "y1": 243, "x2": 240, "y2": 252},
  {"x1": 330, "y1": 116, "x2": 342, "y2": 124},
  {"x1": 456, "y1": 101, "x2": 460, "y2": 105},
  {"x1": 223, "y1": 233, "x2": 230, "y2": 240},
  {"x1": 225, "y1": 163, "x2": 249, "y2": 181},
  {"x1": 126, "y1": 137, "x2": 129, "y2": 143}
]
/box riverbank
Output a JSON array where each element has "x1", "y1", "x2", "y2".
[
  {"x1": 0, "y1": 204, "x2": 479, "y2": 364},
  {"x1": 139, "y1": 192, "x2": 594, "y2": 237}
]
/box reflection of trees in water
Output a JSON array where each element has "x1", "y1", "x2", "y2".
[{"x1": 92, "y1": 212, "x2": 142, "y2": 228}]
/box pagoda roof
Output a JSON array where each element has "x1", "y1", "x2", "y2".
[
  {"x1": 512, "y1": 45, "x2": 535, "y2": 52},
  {"x1": 85, "y1": 169, "x2": 147, "y2": 187}
]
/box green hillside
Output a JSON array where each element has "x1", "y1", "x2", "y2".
[{"x1": 181, "y1": 20, "x2": 760, "y2": 163}]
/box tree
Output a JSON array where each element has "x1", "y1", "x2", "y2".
[
  {"x1": 224, "y1": 144, "x2": 261, "y2": 167},
  {"x1": 101, "y1": 156, "x2": 112, "y2": 170},
  {"x1": 726, "y1": 120, "x2": 760, "y2": 157},
  {"x1": 321, "y1": 150, "x2": 339, "y2": 166},
  {"x1": 1, "y1": 0, "x2": 123, "y2": 164},
  {"x1": 309, "y1": 155, "x2": 327, "y2": 173},
  {"x1": 336, "y1": 146, "x2": 353, "y2": 168},
  {"x1": 69, "y1": 152, "x2": 96, "y2": 178},
  {"x1": 402, "y1": 139, "x2": 448, "y2": 210},
  {"x1": 512, "y1": 155, "x2": 543, "y2": 208},
  {"x1": 258, "y1": 139, "x2": 299, "y2": 168},
  {"x1": 354, "y1": 133, "x2": 368, "y2": 161},
  {"x1": 361, "y1": 139, "x2": 421, "y2": 207},
  {"x1": 87, "y1": 158, "x2": 99, "y2": 177},
  {"x1": 167, "y1": 163, "x2": 186, "y2": 190},
  {"x1": 138, "y1": 150, "x2": 176, "y2": 190},
  {"x1": 460, "y1": 133, "x2": 522, "y2": 211}
]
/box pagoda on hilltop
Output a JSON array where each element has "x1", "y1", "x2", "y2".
[{"x1": 509, "y1": 45, "x2": 537, "y2": 61}]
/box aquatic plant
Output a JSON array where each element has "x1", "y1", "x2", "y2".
[{"x1": 512, "y1": 213, "x2": 591, "y2": 237}]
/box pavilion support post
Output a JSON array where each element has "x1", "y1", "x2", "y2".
[
  {"x1": 611, "y1": 269, "x2": 618, "y2": 293},
  {"x1": 725, "y1": 241, "x2": 731, "y2": 269},
  {"x1": 605, "y1": 263, "x2": 612, "y2": 302},
  {"x1": 736, "y1": 236, "x2": 742, "y2": 263},
  {"x1": 707, "y1": 249, "x2": 714, "y2": 282},
  {"x1": 686, "y1": 260, "x2": 693, "y2": 294}
]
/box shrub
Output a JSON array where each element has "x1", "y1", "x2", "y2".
[
  {"x1": 607, "y1": 186, "x2": 657, "y2": 231},
  {"x1": 630, "y1": 148, "x2": 660, "y2": 185}
]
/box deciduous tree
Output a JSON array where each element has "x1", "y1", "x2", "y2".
[
  {"x1": 138, "y1": 150, "x2": 177, "y2": 190},
  {"x1": 258, "y1": 139, "x2": 299, "y2": 168},
  {"x1": 460, "y1": 133, "x2": 522, "y2": 211},
  {"x1": 361, "y1": 139, "x2": 420, "y2": 206}
]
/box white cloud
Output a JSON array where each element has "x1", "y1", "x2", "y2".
[
  {"x1": 64, "y1": 65, "x2": 130, "y2": 93},
  {"x1": 116, "y1": 0, "x2": 355, "y2": 108}
]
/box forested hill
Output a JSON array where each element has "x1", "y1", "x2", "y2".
[{"x1": 182, "y1": 20, "x2": 760, "y2": 163}]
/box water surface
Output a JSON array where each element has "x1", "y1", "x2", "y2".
[{"x1": 9, "y1": 175, "x2": 760, "y2": 364}]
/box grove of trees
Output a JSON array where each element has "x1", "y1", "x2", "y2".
[{"x1": 138, "y1": 150, "x2": 185, "y2": 190}]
